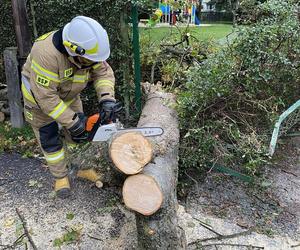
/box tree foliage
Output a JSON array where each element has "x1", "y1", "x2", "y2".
[{"x1": 177, "y1": 0, "x2": 300, "y2": 175}]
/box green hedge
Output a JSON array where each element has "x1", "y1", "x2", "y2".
[
  {"x1": 0, "y1": 0, "x2": 134, "y2": 105},
  {"x1": 0, "y1": 1, "x2": 17, "y2": 85}
]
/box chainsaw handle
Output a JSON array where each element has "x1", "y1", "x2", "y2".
[
  {"x1": 86, "y1": 102, "x2": 122, "y2": 141},
  {"x1": 86, "y1": 113, "x2": 102, "y2": 141},
  {"x1": 86, "y1": 113, "x2": 115, "y2": 141}
]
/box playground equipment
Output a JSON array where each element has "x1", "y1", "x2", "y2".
[
  {"x1": 148, "y1": 9, "x2": 163, "y2": 27},
  {"x1": 269, "y1": 99, "x2": 300, "y2": 156},
  {"x1": 156, "y1": 0, "x2": 199, "y2": 25}
]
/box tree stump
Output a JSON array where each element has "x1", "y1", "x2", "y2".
[{"x1": 122, "y1": 84, "x2": 187, "y2": 249}]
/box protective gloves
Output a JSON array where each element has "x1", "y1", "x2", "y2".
[
  {"x1": 68, "y1": 113, "x2": 88, "y2": 143},
  {"x1": 99, "y1": 100, "x2": 122, "y2": 125}
]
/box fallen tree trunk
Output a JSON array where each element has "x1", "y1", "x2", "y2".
[
  {"x1": 70, "y1": 84, "x2": 186, "y2": 249},
  {"x1": 123, "y1": 84, "x2": 187, "y2": 249}
]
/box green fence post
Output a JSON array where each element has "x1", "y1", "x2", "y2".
[{"x1": 131, "y1": 1, "x2": 142, "y2": 113}]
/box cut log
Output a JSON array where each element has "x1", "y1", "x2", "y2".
[
  {"x1": 123, "y1": 83, "x2": 187, "y2": 249},
  {"x1": 109, "y1": 132, "x2": 153, "y2": 175},
  {"x1": 122, "y1": 174, "x2": 163, "y2": 215}
]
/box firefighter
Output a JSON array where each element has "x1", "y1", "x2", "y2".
[{"x1": 21, "y1": 16, "x2": 116, "y2": 198}]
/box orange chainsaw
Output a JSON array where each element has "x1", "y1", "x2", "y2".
[{"x1": 85, "y1": 104, "x2": 163, "y2": 142}]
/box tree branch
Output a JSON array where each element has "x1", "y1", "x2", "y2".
[
  {"x1": 15, "y1": 208, "x2": 38, "y2": 250},
  {"x1": 188, "y1": 228, "x2": 255, "y2": 246}
]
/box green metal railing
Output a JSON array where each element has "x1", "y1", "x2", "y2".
[{"x1": 269, "y1": 99, "x2": 300, "y2": 156}]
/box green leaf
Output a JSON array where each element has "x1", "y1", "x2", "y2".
[
  {"x1": 53, "y1": 238, "x2": 63, "y2": 247},
  {"x1": 66, "y1": 213, "x2": 74, "y2": 220}
]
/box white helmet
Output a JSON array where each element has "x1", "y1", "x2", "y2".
[{"x1": 62, "y1": 16, "x2": 110, "y2": 62}]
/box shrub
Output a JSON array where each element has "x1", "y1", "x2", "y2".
[{"x1": 177, "y1": 0, "x2": 300, "y2": 176}]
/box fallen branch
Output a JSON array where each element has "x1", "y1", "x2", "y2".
[
  {"x1": 15, "y1": 208, "x2": 38, "y2": 250},
  {"x1": 185, "y1": 170, "x2": 200, "y2": 196},
  {"x1": 87, "y1": 234, "x2": 103, "y2": 242},
  {"x1": 281, "y1": 169, "x2": 298, "y2": 177},
  {"x1": 291, "y1": 243, "x2": 300, "y2": 248},
  {"x1": 192, "y1": 216, "x2": 223, "y2": 237},
  {"x1": 0, "y1": 233, "x2": 25, "y2": 250},
  {"x1": 188, "y1": 228, "x2": 255, "y2": 245},
  {"x1": 201, "y1": 243, "x2": 264, "y2": 249}
]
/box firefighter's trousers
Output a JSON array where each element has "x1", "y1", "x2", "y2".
[{"x1": 24, "y1": 97, "x2": 83, "y2": 178}]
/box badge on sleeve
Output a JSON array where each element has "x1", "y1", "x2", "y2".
[
  {"x1": 36, "y1": 75, "x2": 50, "y2": 87},
  {"x1": 64, "y1": 68, "x2": 73, "y2": 78}
]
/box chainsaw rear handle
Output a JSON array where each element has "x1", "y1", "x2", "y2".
[
  {"x1": 86, "y1": 102, "x2": 123, "y2": 141},
  {"x1": 99, "y1": 101, "x2": 123, "y2": 125}
]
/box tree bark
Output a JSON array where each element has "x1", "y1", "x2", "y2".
[
  {"x1": 131, "y1": 84, "x2": 187, "y2": 250},
  {"x1": 4, "y1": 47, "x2": 24, "y2": 128},
  {"x1": 11, "y1": 0, "x2": 32, "y2": 67}
]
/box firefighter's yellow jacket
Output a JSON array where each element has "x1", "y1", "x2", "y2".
[{"x1": 21, "y1": 29, "x2": 115, "y2": 129}]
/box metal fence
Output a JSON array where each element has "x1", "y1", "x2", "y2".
[{"x1": 200, "y1": 11, "x2": 233, "y2": 23}]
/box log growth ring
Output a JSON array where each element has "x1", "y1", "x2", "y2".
[
  {"x1": 122, "y1": 174, "x2": 163, "y2": 216},
  {"x1": 109, "y1": 132, "x2": 153, "y2": 175}
]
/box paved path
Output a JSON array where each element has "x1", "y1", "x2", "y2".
[{"x1": 0, "y1": 153, "x2": 137, "y2": 249}]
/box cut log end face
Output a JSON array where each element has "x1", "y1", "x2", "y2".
[
  {"x1": 122, "y1": 174, "x2": 163, "y2": 216},
  {"x1": 109, "y1": 132, "x2": 153, "y2": 175}
]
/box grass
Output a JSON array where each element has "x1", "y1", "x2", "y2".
[{"x1": 139, "y1": 24, "x2": 233, "y2": 44}]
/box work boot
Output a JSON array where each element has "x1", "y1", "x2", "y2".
[
  {"x1": 54, "y1": 176, "x2": 71, "y2": 199},
  {"x1": 77, "y1": 168, "x2": 103, "y2": 188}
]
